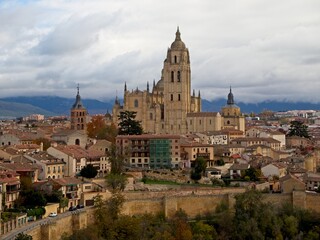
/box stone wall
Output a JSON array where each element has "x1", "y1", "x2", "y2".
[{"x1": 24, "y1": 190, "x2": 320, "y2": 240}]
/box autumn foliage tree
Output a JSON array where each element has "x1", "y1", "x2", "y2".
[{"x1": 87, "y1": 115, "x2": 118, "y2": 142}]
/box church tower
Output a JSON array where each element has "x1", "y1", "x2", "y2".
[
  {"x1": 70, "y1": 85, "x2": 87, "y2": 131},
  {"x1": 163, "y1": 27, "x2": 195, "y2": 134},
  {"x1": 221, "y1": 87, "x2": 245, "y2": 131}
]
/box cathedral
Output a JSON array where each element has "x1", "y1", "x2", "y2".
[{"x1": 112, "y1": 28, "x2": 245, "y2": 134}]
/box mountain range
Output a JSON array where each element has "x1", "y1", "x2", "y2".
[{"x1": 0, "y1": 96, "x2": 319, "y2": 118}]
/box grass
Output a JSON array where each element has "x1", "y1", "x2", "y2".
[{"x1": 143, "y1": 179, "x2": 180, "y2": 185}]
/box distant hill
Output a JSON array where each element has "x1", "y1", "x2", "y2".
[
  {"x1": 203, "y1": 99, "x2": 320, "y2": 114},
  {"x1": 0, "y1": 96, "x2": 113, "y2": 117},
  {"x1": 0, "y1": 96, "x2": 319, "y2": 118},
  {"x1": 0, "y1": 100, "x2": 55, "y2": 118}
]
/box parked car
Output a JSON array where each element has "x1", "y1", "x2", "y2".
[
  {"x1": 76, "y1": 204, "x2": 84, "y2": 209},
  {"x1": 49, "y1": 212, "x2": 57, "y2": 217},
  {"x1": 69, "y1": 206, "x2": 77, "y2": 211}
]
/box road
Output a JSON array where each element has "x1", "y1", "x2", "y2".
[{"x1": 1, "y1": 208, "x2": 86, "y2": 240}]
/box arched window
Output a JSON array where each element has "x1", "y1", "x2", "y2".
[
  {"x1": 75, "y1": 139, "x2": 80, "y2": 145},
  {"x1": 177, "y1": 71, "x2": 181, "y2": 82},
  {"x1": 171, "y1": 71, "x2": 174, "y2": 82},
  {"x1": 174, "y1": 55, "x2": 177, "y2": 63},
  {"x1": 134, "y1": 99, "x2": 139, "y2": 107},
  {"x1": 227, "y1": 120, "x2": 230, "y2": 125},
  {"x1": 178, "y1": 94, "x2": 181, "y2": 101}
]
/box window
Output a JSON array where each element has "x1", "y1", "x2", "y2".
[
  {"x1": 190, "y1": 120, "x2": 192, "y2": 125},
  {"x1": 150, "y1": 113, "x2": 153, "y2": 120},
  {"x1": 178, "y1": 94, "x2": 181, "y2": 101},
  {"x1": 134, "y1": 99, "x2": 139, "y2": 107},
  {"x1": 227, "y1": 120, "x2": 230, "y2": 125},
  {"x1": 177, "y1": 71, "x2": 181, "y2": 82},
  {"x1": 171, "y1": 71, "x2": 174, "y2": 82},
  {"x1": 171, "y1": 94, "x2": 173, "y2": 101},
  {"x1": 174, "y1": 55, "x2": 177, "y2": 63},
  {"x1": 199, "y1": 120, "x2": 202, "y2": 125}
]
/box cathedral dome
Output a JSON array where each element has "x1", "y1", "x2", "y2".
[
  {"x1": 170, "y1": 27, "x2": 186, "y2": 50},
  {"x1": 155, "y1": 79, "x2": 164, "y2": 89}
]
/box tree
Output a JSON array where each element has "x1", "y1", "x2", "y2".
[
  {"x1": 287, "y1": 120, "x2": 310, "y2": 138},
  {"x1": 106, "y1": 173, "x2": 128, "y2": 192},
  {"x1": 15, "y1": 233, "x2": 32, "y2": 240},
  {"x1": 190, "y1": 157, "x2": 207, "y2": 182},
  {"x1": 80, "y1": 164, "x2": 98, "y2": 179},
  {"x1": 87, "y1": 115, "x2": 107, "y2": 139},
  {"x1": 243, "y1": 167, "x2": 262, "y2": 181},
  {"x1": 16, "y1": 189, "x2": 47, "y2": 209},
  {"x1": 33, "y1": 138, "x2": 51, "y2": 151},
  {"x1": 118, "y1": 111, "x2": 143, "y2": 135}
]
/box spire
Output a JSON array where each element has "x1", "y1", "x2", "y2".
[
  {"x1": 124, "y1": 82, "x2": 127, "y2": 92},
  {"x1": 153, "y1": 79, "x2": 156, "y2": 88},
  {"x1": 147, "y1": 81, "x2": 149, "y2": 92},
  {"x1": 175, "y1": 26, "x2": 181, "y2": 41},
  {"x1": 227, "y1": 86, "x2": 235, "y2": 105},
  {"x1": 198, "y1": 90, "x2": 201, "y2": 98},
  {"x1": 72, "y1": 84, "x2": 85, "y2": 109},
  {"x1": 193, "y1": 89, "x2": 195, "y2": 97},
  {"x1": 115, "y1": 95, "x2": 119, "y2": 105}
]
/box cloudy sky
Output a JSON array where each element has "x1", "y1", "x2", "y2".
[{"x1": 0, "y1": 0, "x2": 320, "y2": 103}]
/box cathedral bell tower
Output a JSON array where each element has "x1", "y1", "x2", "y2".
[
  {"x1": 70, "y1": 85, "x2": 87, "y2": 131},
  {"x1": 163, "y1": 27, "x2": 192, "y2": 134}
]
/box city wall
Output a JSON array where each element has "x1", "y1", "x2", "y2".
[{"x1": 25, "y1": 190, "x2": 320, "y2": 240}]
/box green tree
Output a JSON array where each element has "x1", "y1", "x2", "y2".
[
  {"x1": 106, "y1": 173, "x2": 128, "y2": 192},
  {"x1": 15, "y1": 233, "x2": 32, "y2": 240},
  {"x1": 233, "y1": 190, "x2": 283, "y2": 239},
  {"x1": 191, "y1": 221, "x2": 217, "y2": 240},
  {"x1": 118, "y1": 111, "x2": 143, "y2": 135},
  {"x1": 243, "y1": 167, "x2": 261, "y2": 181},
  {"x1": 287, "y1": 120, "x2": 310, "y2": 138},
  {"x1": 16, "y1": 190, "x2": 47, "y2": 209},
  {"x1": 190, "y1": 157, "x2": 207, "y2": 182},
  {"x1": 80, "y1": 164, "x2": 98, "y2": 179},
  {"x1": 106, "y1": 144, "x2": 128, "y2": 192}
]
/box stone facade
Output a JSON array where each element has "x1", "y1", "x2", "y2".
[{"x1": 112, "y1": 28, "x2": 245, "y2": 134}]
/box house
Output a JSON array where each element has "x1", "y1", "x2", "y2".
[
  {"x1": 24, "y1": 152, "x2": 66, "y2": 180},
  {"x1": 230, "y1": 137, "x2": 281, "y2": 151},
  {"x1": 180, "y1": 141, "x2": 215, "y2": 168},
  {"x1": 0, "y1": 162, "x2": 39, "y2": 183},
  {"x1": 87, "y1": 139, "x2": 112, "y2": 154},
  {"x1": 228, "y1": 163, "x2": 250, "y2": 179},
  {"x1": 279, "y1": 174, "x2": 305, "y2": 193},
  {"x1": 0, "y1": 170, "x2": 21, "y2": 209},
  {"x1": 304, "y1": 172, "x2": 320, "y2": 191},
  {"x1": 47, "y1": 145, "x2": 108, "y2": 177},
  {"x1": 51, "y1": 129, "x2": 88, "y2": 148},
  {"x1": 116, "y1": 134, "x2": 181, "y2": 169},
  {"x1": 261, "y1": 163, "x2": 287, "y2": 179},
  {"x1": 50, "y1": 177, "x2": 83, "y2": 208},
  {"x1": 206, "y1": 168, "x2": 222, "y2": 179}
]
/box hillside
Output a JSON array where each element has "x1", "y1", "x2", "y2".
[{"x1": 0, "y1": 96, "x2": 319, "y2": 118}]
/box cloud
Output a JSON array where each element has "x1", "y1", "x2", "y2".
[{"x1": 0, "y1": 0, "x2": 319, "y2": 104}]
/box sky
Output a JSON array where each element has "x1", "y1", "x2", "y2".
[{"x1": 0, "y1": 0, "x2": 320, "y2": 103}]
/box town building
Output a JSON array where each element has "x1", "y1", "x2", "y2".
[
  {"x1": 116, "y1": 134, "x2": 181, "y2": 169},
  {"x1": 47, "y1": 145, "x2": 108, "y2": 177}
]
